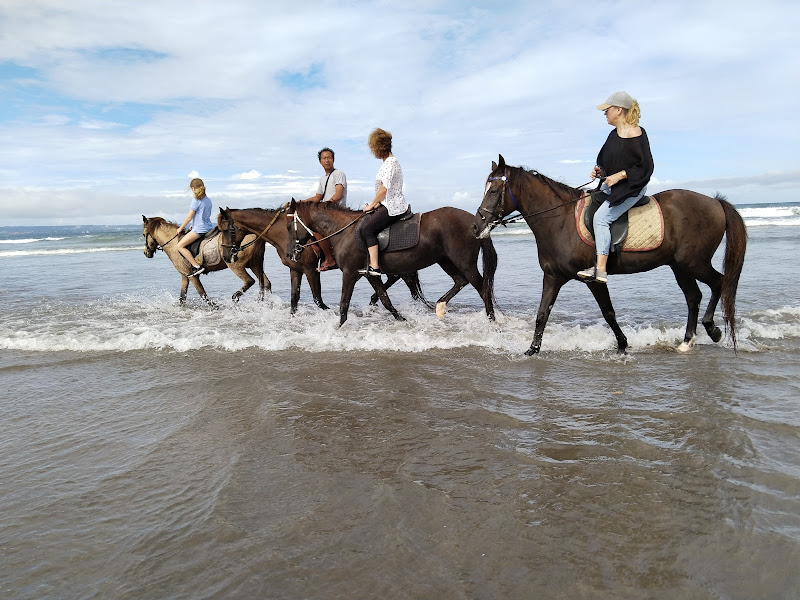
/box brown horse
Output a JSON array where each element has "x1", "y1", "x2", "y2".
[
  {"x1": 218, "y1": 206, "x2": 431, "y2": 314},
  {"x1": 286, "y1": 199, "x2": 497, "y2": 326},
  {"x1": 142, "y1": 215, "x2": 269, "y2": 306},
  {"x1": 472, "y1": 155, "x2": 747, "y2": 355}
]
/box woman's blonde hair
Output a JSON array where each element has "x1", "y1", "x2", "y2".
[
  {"x1": 368, "y1": 128, "x2": 392, "y2": 159},
  {"x1": 624, "y1": 100, "x2": 641, "y2": 127},
  {"x1": 190, "y1": 178, "x2": 206, "y2": 200}
]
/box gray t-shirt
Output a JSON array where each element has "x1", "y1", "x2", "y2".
[{"x1": 317, "y1": 169, "x2": 348, "y2": 207}]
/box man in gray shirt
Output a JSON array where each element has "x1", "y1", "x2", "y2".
[{"x1": 304, "y1": 147, "x2": 347, "y2": 270}]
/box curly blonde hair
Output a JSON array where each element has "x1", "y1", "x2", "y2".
[
  {"x1": 190, "y1": 178, "x2": 206, "y2": 200},
  {"x1": 624, "y1": 100, "x2": 641, "y2": 127},
  {"x1": 368, "y1": 128, "x2": 392, "y2": 159}
]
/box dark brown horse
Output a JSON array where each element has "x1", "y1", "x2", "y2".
[
  {"x1": 218, "y1": 206, "x2": 328, "y2": 313},
  {"x1": 218, "y1": 206, "x2": 430, "y2": 314},
  {"x1": 286, "y1": 199, "x2": 498, "y2": 326},
  {"x1": 142, "y1": 215, "x2": 269, "y2": 306},
  {"x1": 473, "y1": 155, "x2": 747, "y2": 355}
]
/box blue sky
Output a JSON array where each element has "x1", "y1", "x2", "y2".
[{"x1": 1, "y1": 0, "x2": 798, "y2": 225}]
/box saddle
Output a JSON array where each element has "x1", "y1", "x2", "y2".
[
  {"x1": 576, "y1": 192, "x2": 663, "y2": 253},
  {"x1": 187, "y1": 228, "x2": 223, "y2": 266},
  {"x1": 354, "y1": 208, "x2": 421, "y2": 253}
]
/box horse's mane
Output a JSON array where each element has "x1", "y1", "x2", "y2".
[
  {"x1": 515, "y1": 166, "x2": 579, "y2": 199},
  {"x1": 146, "y1": 216, "x2": 178, "y2": 229},
  {"x1": 298, "y1": 200, "x2": 362, "y2": 215}
]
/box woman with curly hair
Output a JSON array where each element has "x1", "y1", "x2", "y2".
[{"x1": 358, "y1": 128, "x2": 410, "y2": 277}]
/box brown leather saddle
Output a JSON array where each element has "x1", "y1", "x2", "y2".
[{"x1": 354, "y1": 208, "x2": 421, "y2": 253}]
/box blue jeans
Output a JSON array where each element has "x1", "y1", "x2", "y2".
[{"x1": 593, "y1": 186, "x2": 648, "y2": 255}]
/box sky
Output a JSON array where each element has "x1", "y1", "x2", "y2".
[{"x1": 1, "y1": 0, "x2": 798, "y2": 226}]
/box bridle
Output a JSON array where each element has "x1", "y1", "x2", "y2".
[
  {"x1": 477, "y1": 168, "x2": 595, "y2": 231},
  {"x1": 287, "y1": 206, "x2": 366, "y2": 262},
  {"x1": 143, "y1": 228, "x2": 178, "y2": 255},
  {"x1": 220, "y1": 203, "x2": 289, "y2": 262}
]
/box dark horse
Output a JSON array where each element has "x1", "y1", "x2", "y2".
[
  {"x1": 218, "y1": 206, "x2": 430, "y2": 314},
  {"x1": 473, "y1": 155, "x2": 747, "y2": 355},
  {"x1": 218, "y1": 205, "x2": 328, "y2": 313},
  {"x1": 286, "y1": 199, "x2": 498, "y2": 326},
  {"x1": 142, "y1": 215, "x2": 269, "y2": 306}
]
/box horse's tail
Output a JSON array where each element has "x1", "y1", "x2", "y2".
[
  {"x1": 406, "y1": 272, "x2": 433, "y2": 309},
  {"x1": 251, "y1": 239, "x2": 269, "y2": 291},
  {"x1": 718, "y1": 194, "x2": 748, "y2": 352},
  {"x1": 480, "y1": 235, "x2": 498, "y2": 307}
]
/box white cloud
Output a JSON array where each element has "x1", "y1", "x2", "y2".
[{"x1": 0, "y1": 0, "x2": 798, "y2": 225}]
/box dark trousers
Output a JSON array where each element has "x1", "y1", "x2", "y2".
[{"x1": 360, "y1": 204, "x2": 403, "y2": 247}]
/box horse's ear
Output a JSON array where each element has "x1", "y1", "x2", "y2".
[
  {"x1": 492, "y1": 161, "x2": 497, "y2": 171},
  {"x1": 289, "y1": 198, "x2": 297, "y2": 211},
  {"x1": 142, "y1": 215, "x2": 147, "y2": 223},
  {"x1": 498, "y1": 155, "x2": 506, "y2": 170}
]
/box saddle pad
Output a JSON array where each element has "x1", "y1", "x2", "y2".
[
  {"x1": 354, "y1": 213, "x2": 422, "y2": 253},
  {"x1": 196, "y1": 229, "x2": 223, "y2": 266},
  {"x1": 575, "y1": 195, "x2": 664, "y2": 252}
]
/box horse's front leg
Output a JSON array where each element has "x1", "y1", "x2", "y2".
[
  {"x1": 587, "y1": 280, "x2": 627, "y2": 354},
  {"x1": 338, "y1": 272, "x2": 360, "y2": 327},
  {"x1": 527, "y1": 273, "x2": 566, "y2": 355},
  {"x1": 367, "y1": 277, "x2": 405, "y2": 321},
  {"x1": 305, "y1": 267, "x2": 329, "y2": 310},
  {"x1": 180, "y1": 275, "x2": 190, "y2": 304},
  {"x1": 190, "y1": 276, "x2": 218, "y2": 309},
  {"x1": 289, "y1": 269, "x2": 302, "y2": 314}
]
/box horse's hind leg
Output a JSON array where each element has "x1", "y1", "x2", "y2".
[
  {"x1": 696, "y1": 267, "x2": 724, "y2": 343},
  {"x1": 230, "y1": 263, "x2": 255, "y2": 302},
  {"x1": 670, "y1": 266, "x2": 703, "y2": 351},
  {"x1": 434, "y1": 259, "x2": 469, "y2": 319}
]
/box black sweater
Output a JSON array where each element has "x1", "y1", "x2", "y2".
[{"x1": 596, "y1": 127, "x2": 654, "y2": 206}]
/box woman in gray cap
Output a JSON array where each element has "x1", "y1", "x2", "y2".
[{"x1": 577, "y1": 91, "x2": 654, "y2": 283}]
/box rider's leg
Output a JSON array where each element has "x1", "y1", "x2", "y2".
[{"x1": 177, "y1": 230, "x2": 202, "y2": 268}]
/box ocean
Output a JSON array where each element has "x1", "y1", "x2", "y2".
[{"x1": 1, "y1": 202, "x2": 799, "y2": 599}]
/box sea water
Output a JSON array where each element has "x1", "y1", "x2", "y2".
[{"x1": 1, "y1": 202, "x2": 799, "y2": 599}]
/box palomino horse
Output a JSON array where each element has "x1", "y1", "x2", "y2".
[
  {"x1": 142, "y1": 215, "x2": 269, "y2": 306},
  {"x1": 219, "y1": 206, "x2": 432, "y2": 314},
  {"x1": 286, "y1": 199, "x2": 498, "y2": 326},
  {"x1": 473, "y1": 156, "x2": 747, "y2": 355}
]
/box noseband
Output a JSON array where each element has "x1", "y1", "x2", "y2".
[{"x1": 478, "y1": 171, "x2": 519, "y2": 228}]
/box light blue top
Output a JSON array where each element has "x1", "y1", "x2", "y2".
[{"x1": 189, "y1": 195, "x2": 213, "y2": 234}]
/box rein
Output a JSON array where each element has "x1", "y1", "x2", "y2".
[
  {"x1": 491, "y1": 169, "x2": 596, "y2": 227},
  {"x1": 145, "y1": 229, "x2": 179, "y2": 251},
  {"x1": 290, "y1": 209, "x2": 367, "y2": 250}
]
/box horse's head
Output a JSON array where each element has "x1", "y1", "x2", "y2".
[
  {"x1": 218, "y1": 207, "x2": 244, "y2": 263},
  {"x1": 473, "y1": 154, "x2": 510, "y2": 239},
  {"x1": 142, "y1": 215, "x2": 159, "y2": 258},
  {"x1": 285, "y1": 198, "x2": 314, "y2": 262}
]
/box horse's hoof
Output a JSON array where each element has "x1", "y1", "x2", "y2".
[
  {"x1": 394, "y1": 313, "x2": 406, "y2": 322},
  {"x1": 708, "y1": 326, "x2": 722, "y2": 343},
  {"x1": 677, "y1": 336, "x2": 696, "y2": 353},
  {"x1": 436, "y1": 301, "x2": 447, "y2": 320},
  {"x1": 524, "y1": 346, "x2": 539, "y2": 356}
]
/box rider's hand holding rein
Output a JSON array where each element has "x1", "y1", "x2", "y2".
[{"x1": 364, "y1": 184, "x2": 388, "y2": 212}]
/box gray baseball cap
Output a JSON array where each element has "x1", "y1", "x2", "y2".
[{"x1": 597, "y1": 91, "x2": 634, "y2": 110}]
